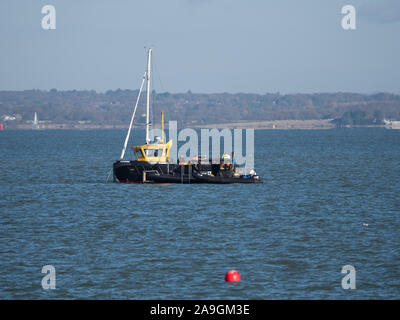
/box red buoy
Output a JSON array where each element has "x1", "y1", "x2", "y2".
[{"x1": 225, "y1": 270, "x2": 241, "y2": 282}]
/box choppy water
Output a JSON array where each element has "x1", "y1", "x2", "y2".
[{"x1": 0, "y1": 128, "x2": 399, "y2": 299}]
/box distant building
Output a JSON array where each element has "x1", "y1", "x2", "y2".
[{"x1": 2, "y1": 115, "x2": 16, "y2": 121}]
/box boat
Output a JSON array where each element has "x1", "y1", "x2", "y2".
[
  {"x1": 112, "y1": 48, "x2": 261, "y2": 184},
  {"x1": 32, "y1": 112, "x2": 39, "y2": 130},
  {"x1": 384, "y1": 119, "x2": 400, "y2": 130}
]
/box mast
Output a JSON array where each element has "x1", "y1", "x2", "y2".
[{"x1": 145, "y1": 48, "x2": 152, "y2": 144}]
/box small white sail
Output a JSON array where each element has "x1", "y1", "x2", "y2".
[{"x1": 32, "y1": 112, "x2": 39, "y2": 130}]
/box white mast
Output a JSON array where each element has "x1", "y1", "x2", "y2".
[{"x1": 145, "y1": 48, "x2": 152, "y2": 144}]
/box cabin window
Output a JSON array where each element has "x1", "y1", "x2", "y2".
[
  {"x1": 134, "y1": 149, "x2": 144, "y2": 159},
  {"x1": 144, "y1": 148, "x2": 164, "y2": 157}
]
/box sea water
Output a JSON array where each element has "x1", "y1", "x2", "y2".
[{"x1": 0, "y1": 128, "x2": 399, "y2": 299}]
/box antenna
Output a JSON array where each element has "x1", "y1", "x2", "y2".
[{"x1": 161, "y1": 112, "x2": 164, "y2": 143}]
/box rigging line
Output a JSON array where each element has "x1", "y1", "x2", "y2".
[
  {"x1": 120, "y1": 71, "x2": 147, "y2": 159},
  {"x1": 106, "y1": 168, "x2": 113, "y2": 183}
]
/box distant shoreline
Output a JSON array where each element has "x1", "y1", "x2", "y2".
[
  {"x1": 191, "y1": 119, "x2": 336, "y2": 129},
  {"x1": 3, "y1": 119, "x2": 389, "y2": 130},
  {"x1": 2, "y1": 91, "x2": 399, "y2": 130}
]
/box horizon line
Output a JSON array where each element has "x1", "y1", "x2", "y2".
[{"x1": 1, "y1": 89, "x2": 400, "y2": 96}]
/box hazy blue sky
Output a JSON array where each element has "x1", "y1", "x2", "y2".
[{"x1": 1, "y1": 0, "x2": 399, "y2": 93}]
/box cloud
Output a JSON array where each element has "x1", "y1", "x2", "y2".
[{"x1": 359, "y1": 0, "x2": 400, "y2": 23}]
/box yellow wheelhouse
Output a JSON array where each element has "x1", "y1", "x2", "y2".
[{"x1": 132, "y1": 139, "x2": 172, "y2": 163}]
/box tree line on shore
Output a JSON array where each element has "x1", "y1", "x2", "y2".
[{"x1": 1, "y1": 89, "x2": 399, "y2": 127}]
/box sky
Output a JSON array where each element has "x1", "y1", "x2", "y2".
[{"x1": 0, "y1": 0, "x2": 399, "y2": 94}]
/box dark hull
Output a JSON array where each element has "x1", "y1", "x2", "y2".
[
  {"x1": 149, "y1": 174, "x2": 262, "y2": 184},
  {"x1": 113, "y1": 160, "x2": 176, "y2": 183},
  {"x1": 194, "y1": 175, "x2": 262, "y2": 184},
  {"x1": 146, "y1": 174, "x2": 202, "y2": 184},
  {"x1": 113, "y1": 160, "x2": 262, "y2": 184}
]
